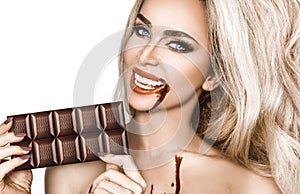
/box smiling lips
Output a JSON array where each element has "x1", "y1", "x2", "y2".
[{"x1": 131, "y1": 68, "x2": 168, "y2": 95}]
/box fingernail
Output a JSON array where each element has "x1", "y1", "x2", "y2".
[
  {"x1": 15, "y1": 133, "x2": 27, "y2": 138},
  {"x1": 88, "y1": 184, "x2": 93, "y2": 193},
  {"x1": 97, "y1": 152, "x2": 108, "y2": 157},
  {"x1": 141, "y1": 179, "x2": 147, "y2": 189},
  {"x1": 4, "y1": 117, "x2": 13, "y2": 125},
  {"x1": 21, "y1": 146, "x2": 31, "y2": 152},
  {"x1": 20, "y1": 155, "x2": 31, "y2": 160}
]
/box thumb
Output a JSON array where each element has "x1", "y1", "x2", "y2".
[{"x1": 99, "y1": 154, "x2": 146, "y2": 189}]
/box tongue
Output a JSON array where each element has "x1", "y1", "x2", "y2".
[{"x1": 129, "y1": 92, "x2": 159, "y2": 111}]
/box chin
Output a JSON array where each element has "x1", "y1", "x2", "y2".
[{"x1": 128, "y1": 92, "x2": 159, "y2": 112}]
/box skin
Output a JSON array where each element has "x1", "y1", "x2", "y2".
[
  {"x1": 0, "y1": 119, "x2": 32, "y2": 194},
  {"x1": 1, "y1": 0, "x2": 283, "y2": 193}
]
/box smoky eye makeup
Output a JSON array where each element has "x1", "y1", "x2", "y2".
[
  {"x1": 166, "y1": 40, "x2": 194, "y2": 53},
  {"x1": 133, "y1": 24, "x2": 151, "y2": 39},
  {"x1": 131, "y1": 24, "x2": 196, "y2": 53},
  {"x1": 133, "y1": 13, "x2": 153, "y2": 38},
  {"x1": 132, "y1": 13, "x2": 197, "y2": 53}
]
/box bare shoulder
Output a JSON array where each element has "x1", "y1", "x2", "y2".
[
  {"x1": 239, "y1": 169, "x2": 282, "y2": 194},
  {"x1": 179, "y1": 151, "x2": 233, "y2": 194},
  {"x1": 45, "y1": 160, "x2": 106, "y2": 194},
  {"x1": 180, "y1": 151, "x2": 281, "y2": 194}
]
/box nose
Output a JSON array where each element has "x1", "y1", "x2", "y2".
[{"x1": 137, "y1": 43, "x2": 160, "y2": 66}]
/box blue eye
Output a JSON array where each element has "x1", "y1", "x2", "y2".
[
  {"x1": 133, "y1": 25, "x2": 151, "y2": 38},
  {"x1": 167, "y1": 41, "x2": 193, "y2": 53}
]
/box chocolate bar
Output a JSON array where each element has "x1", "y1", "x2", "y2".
[{"x1": 8, "y1": 101, "x2": 128, "y2": 170}]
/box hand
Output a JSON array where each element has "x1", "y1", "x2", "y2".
[
  {"x1": 0, "y1": 118, "x2": 32, "y2": 194},
  {"x1": 89, "y1": 154, "x2": 146, "y2": 194}
]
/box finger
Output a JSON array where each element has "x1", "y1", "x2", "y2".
[
  {"x1": 0, "y1": 155, "x2": 30, "y2": 180},
  {"x1": 0, "y1": 117, "x2": 13, "y2": 134},
  {"x1": 92, "y1": 169, "x2": 142, "y2": 194},
  {"x1": 0, "y1": 132, "x2": 26, "y2": 147},
  {"x1": 93, "y1": 187, "x2": 111, "y2": 194},
  {"x1": 100, "y1": 154, "x2": 146, "y2": 189},
  {"x1": 0, "y1": 146, "x2": 31, "y2": 160},
  {"x1": 95, "y1": 180, "x2": 132, "y2": 194}
]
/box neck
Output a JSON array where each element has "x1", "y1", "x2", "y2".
[{"x1": 126, "y1": 95, "x2": 204, "y2": 169}]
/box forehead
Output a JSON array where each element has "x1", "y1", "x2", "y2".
[{"x1": 139, "y1": 0, "x2": 209, "y2": 49}]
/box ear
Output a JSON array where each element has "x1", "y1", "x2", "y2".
[{"x1": 202, "y1": 75, "x2": 221, "y2": 91}]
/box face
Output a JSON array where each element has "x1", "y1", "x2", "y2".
[{"x1": 123, "y1": 0, "x2": 211, "y2": 112}]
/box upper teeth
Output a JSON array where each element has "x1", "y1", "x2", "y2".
[{"x1": 134, "y1": 73, "x2": 164, "y2": 89}]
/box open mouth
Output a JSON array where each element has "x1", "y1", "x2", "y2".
[
  {"x1": 134, "y1": 72, "x2": 164, "y2": 89},
  {"x1": 130, "y1": 68, "x2": 167, "y2": 95}
]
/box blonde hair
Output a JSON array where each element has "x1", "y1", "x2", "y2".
[{"x1": 118, "y1": 0, "x2": 300, "y2": 193}]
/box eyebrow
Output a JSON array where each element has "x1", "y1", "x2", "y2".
[
  {"x1": 163, "y1": 30, "x2": 199, "y2": 44},
  {"x1": 137, "y1": 13, "x2": 151, "y2": 26},
  {"x1": 136, "y1": 13, "x2": 200, "y2": 45}
]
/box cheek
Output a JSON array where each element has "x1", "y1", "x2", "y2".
[
  {"x1": 186, "y1": 62, "x2": 206, "y2": 89},
  {"x1": 162, "y1": 53, "x2": 208, "y2": 91},
  {"x1": 123, "y1": 48, "x2": 138, "y2": 69},
  {"x1": 182, "y1": 65, "x2": 205, "y2": 90}
]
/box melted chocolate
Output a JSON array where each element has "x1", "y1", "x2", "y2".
[
  {"x1": 150, "y1": 184, "x2": 154, "y2": 194},
  {"x1": 151, "y1": 84, "x2": 170, "y2": 110},
  {"x1": 157, "y1": 84, "x2": 170, "y2": 102},
  {"x1": 175, "y1": 155, "x2": 183, "y2": 194}
]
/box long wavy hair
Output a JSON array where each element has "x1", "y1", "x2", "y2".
[{"x1": 117, "y1": 0, "x2": 300, "y2": 193}]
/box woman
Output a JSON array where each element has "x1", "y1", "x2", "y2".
[{"x1": 0, "y1": 0, "x2": 299, "y2": 193}]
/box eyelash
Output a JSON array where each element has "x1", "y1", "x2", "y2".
[
  {"x1": 166, "y1": 41, "x2": 194, "y2": 53},
  {"x1": 133, "y1": 25, "x2": 151, "y2": 38},
  {"x1": 132, "y1": 25, "x2": 194, "y2": 53}
]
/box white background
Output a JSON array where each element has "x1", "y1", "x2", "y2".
[{"x1": 0, "y1": 1, "x2": 135, "y2": 193}]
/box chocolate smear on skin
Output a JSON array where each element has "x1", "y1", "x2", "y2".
[
  {"x1": 151, "y1": 84, "x2": 170, "y2": 110},
  {"x1": 175, "y1": 155, "x2": 183, "y2": 194}
]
